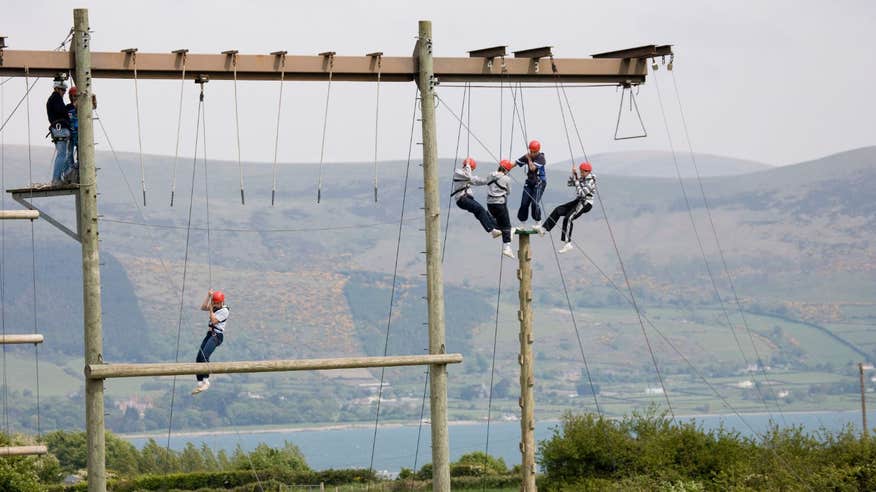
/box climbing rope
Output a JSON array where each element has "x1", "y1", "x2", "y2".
[
  {"x1": 441, "y1": 83, "x2": 469, "y2": 263},
  {"x1": 368, "y1": 88, "x2": 419, "y2": 478},
  {"x1": 127, "y1": 50, "x2": 147, "y2": 206},
  {"x1": 228, "y1": 51, "x2": 245, "y2": 205},
  {"x1": 480, "y1": 251, "x2": 505, "y2": 491},
  {"x1": 23, "y1": 70, "x2": 42, "y2": 436},
  {"x1": 372, "y1": 53, "x2": 382, "y2": 203},
  {"x1": 271, "y1": 52, "x2": 286, "y2": 206},
  {"x1": 1, "y1": 80, "x2": 8, "y2": 438},
  {"x1": 316, "y1": 53, "x2": 334, "y2": 204},
  {"x1": 169, "y1": 50, "x2": 188, "y2": 207}
]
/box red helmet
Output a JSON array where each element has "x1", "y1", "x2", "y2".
[
  {"x1": 579, "y1": 162, "x2": 593, "y2": 173},
  {"x1": 212, "y1": 291, "x2": 225, "y2": 304},
  {"x1": 499, "y1": 159, "x2": 514, "y2": 171},
  {"x1": 528, "y1": 140, "x2": 541, "y2": 152},
  {"x1": 463, "y1": 157, "x2": 477, "y2": 171},
  {"x1": 68, "y1": 86, "x2": 78, "y2": 97}
]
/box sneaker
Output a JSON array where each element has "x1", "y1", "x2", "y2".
[
  {"x1": 532, "y1": 224, "x2": 546, "y2": 236},
  {"x1": 558, "y1": 242, "x2": 574, "y2": 254},
  {"x1": 490, "y1": 229, "x2": 503, "y2": 238},
  {"x1": 510, "y1": 226, "x2": 518, "y2": 237},
  {"x1": 502, "y1": 244, "x2": 516, "y2": 259},
  {"x1": 191, "y1": 379, "x2": 210, "y2": 395}
]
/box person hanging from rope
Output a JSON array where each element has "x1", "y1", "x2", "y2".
[
  {"x1": 488, "y1": 160, "x2": 517, "y2": 258},
  {"x1": 535, "y1": 162, "x2": 596, "y2": 253},
  {"x1": 192, "y1": 290, "x2": 229, "y2": 395},
  {"x1": 45, "y1": 76, "x2": 72, "y2": 187},
  {"x1": 451, "y1": 157, "x2": 503, "y2": 240},
  {"x1": 516, "y1": 140, "x2": 547, "y2": 226}
]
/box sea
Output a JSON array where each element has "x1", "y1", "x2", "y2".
[{"x1": 124, "y1": 410, "x2": 876, "y2": 474}]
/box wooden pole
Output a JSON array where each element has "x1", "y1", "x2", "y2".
[
  {"x1": 860, "y1": 363, "x2": 868, "y2": 439},
  {"x1": 74, "y1": 9, "x2": 106, "y2": 492},
  {"x1": 517, "y1": 234, "x2": 536, "y2": 491},
  {"x1": 0, "y1": 445, "x2": 48, "y2": 456},
  {"x1": 0, "y1": 210, "x2": 39, "y2": 220},
  {"x1": 417, "y1": 20, "x2": 450, "y2": 492},
  {"x1": 0, "y1": 334, "x2": 44, "y2": 344},
  {"x1": 85, "y1": 354, "x2": 462, "y2": 379}
]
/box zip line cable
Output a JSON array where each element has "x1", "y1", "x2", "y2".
[
  {"x1": 316, "y1": 54, "x2": 334, "y2": 204},
  {"x1": 668, "y1": 67, "x2": 787, "y2": 424},
  {"x1": 169, "y1": 51, "x2": 187, "y2": 207},
  {"x1": 651, "y1": 70, "x2": 780, "y2": 421},
  {"x1": 100, "y1": 215, "x2": 423, "y2": 233},
  {"x1": 271, "y1": 53, "x2": 286, "y2": 206},
  {"x1": 368, "y1": 88, "x2": 419, "y2": 478}
]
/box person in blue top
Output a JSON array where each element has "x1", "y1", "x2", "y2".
[
  {"x1": 192, "y1": 290, "x2": 230, "y2": 395},
  {"x1": 63, "y1": 86, "x2": 80, "y2": 184},
  {"x1": 516, "y1": 140, "x2": 547, "y2": 226},
  {"x1": 45, "y1": 78, "x2": 71, "y2": 186}
]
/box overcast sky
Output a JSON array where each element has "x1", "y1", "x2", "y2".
[{"x1": 2, "y1": 0, "x2": 874, "y2": 167}]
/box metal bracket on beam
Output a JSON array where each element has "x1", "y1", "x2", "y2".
[
  {"x1": 513, "y1": 46, "x2": 553, "y2": 60},
  {"x1": 0, "y1": 36, "x2": 6, "y2": 65},
  {"x1": 7, "y1": 186, "x2": 81, "y2": 243},
  {"x1": 366, "y1": 51, "x2": 382, "y2": 71},
  {"x1": 592, "y1": 44, "x2": 674, "y2": 59},
  {"x1": 319, "y1": 51, "x2": 335, "y2": 71},
  {"x1": 469, "y1": 46, "x2": 507, "y2": 70}
]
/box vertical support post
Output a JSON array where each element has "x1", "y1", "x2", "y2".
[
  {"x1": 417, "y1": 20, "x2": 450, "y2": 492},
  {"x1": 74, "y1": 9, "x2": 106, "y2": 492},
  {"x1": 860, "y1": 363, "x2": 868, "y2": 439},
  {"x1": 517, "y1": 234, "x2": 536, "y2": 491}
]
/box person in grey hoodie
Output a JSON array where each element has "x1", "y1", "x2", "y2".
[
  {"x1": 486, "y1": 160, "x2": 517, "y2": 258},
  {"x1": 451, "y1": 157, "x2": 502, "y2": 239}
]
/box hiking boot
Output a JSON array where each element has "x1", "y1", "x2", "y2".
[
  {"x1": 490, "y1": 229, "x2": 503, "y2": 238},
  {"x1": 502, "y1": 244, "x2": 516, "y2": 259},
  {"x1": 558, "y1": 242, "x2": 574, "y2": 254}
]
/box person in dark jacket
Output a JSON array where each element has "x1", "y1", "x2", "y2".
[
  {"x1": 516, "y1": 139, "x2": 547, "y2": 225},
  {"x1": 46, "y1": 78, "x2": 71, "y2": 186},
  {"x1": 535, "y1": 162, "x2": 596, "y2": 253}
]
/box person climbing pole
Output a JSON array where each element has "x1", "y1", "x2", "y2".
[
  {"x1": 487, "y1": 160, "x2": 517, "y2": 258},
  {"x1": 45, "y1": 77, "x2": 71, "y2": 187},
  {"x1": 516, "y1": 139, "x2": 547, "y2": 226},
  {"x1": 451, "y1": 157, "x2": 503, "y2": 239},
  {"x1": 534, "y1": 162, "x2": 596, "y2": 253},
  {"x1": 192, "y1": 290, "x2": 229, "y2": 395}
]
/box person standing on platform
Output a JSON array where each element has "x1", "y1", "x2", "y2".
[
  {"x1": 63, "y1": 86, "x2": 80, "y2": 184},
  {"x1": 192, "y1": 290, "x2": 230, "y2": 395},
  {"x1": 45, "y1": 78, "x2": 71, "y2": 186},
  {"x1": 516, "y1": 140, "x2": 547, "y2": 226}
]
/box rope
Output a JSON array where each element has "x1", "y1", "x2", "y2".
[
  {"x1": 271, "y1": 54, "x2": 286, "y2": 206},
  {"x1": 169, "y1": 52, "x2": 187, "y2": 207},
  {"x1": 668, "y1": 68, "x2": 787, "y2": 423},
  {"x1": 24, "y1": 70, "x2": 42, "y2": 435},
  {"x1": 407, "y1": 364, "x2": 430, "y2": 492},
  {"x1": 1, "y1": 79, "x2": 8, "y2": 437},
  {"x1": 441, "y1": 83, "x2": 469, "y2": 263},
  {"x1": 0, "y1": 78, "x2": 41, "y2": 137},
  {"x1": 368, "y1": 88, "x2": 419, "y2": 478},
  {"x1": 202, "y1": 87, "x2": 213, "y2": 287},
  {"x1": 316, "y1": 54, "x2": 334, "y2": 203},
  {"x1": 651, "y1": 71, "x2": 779, "y2": 420},
  {"x1": 100, "y1": 215, "x2": 422, "y2": 233},
  {"x1": 230, "y1": 53, "x2": 245, "y2": 205},
  {"x1": 481, "y1": 251, "x2": 504, "y2": 491},
  {"x1": 372, "y1": 55, "x2": 382, "y2": 203},
  {"x1": 130, "y1": 52, "x2": 147, "y2": 206}
]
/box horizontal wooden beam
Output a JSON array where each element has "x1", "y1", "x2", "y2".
[
  {"x1": 0, "y1": 50, "x2": 649, "y2": 84},
  {"x1": 0, "y1": 446, "x2": 48, "y2": 456},
  {"x1": 0, "y1": 210, "x2": 38, "y2": 220},
  {"x1": 86, "y1": 353, "x2": 463, "y2": 379},
  {"x1": 0, "y1": 334, "x2": 44, "y2": 344}
]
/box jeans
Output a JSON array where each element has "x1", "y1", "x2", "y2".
[
  {"x1": 66, "y1": 131, "x2": 78, "y2": 172},
  {"x1": 488, "y1": 203, "x2": 512, "y2": 243},
  {"x1": 50, "y1": 127, "x2": 71, "y2": 182},
  {"x1": 457, "y1": 195, "x2": 497, "y2": 233},
  {"x1": 195, "y1": 330, "x2": 224, "y2": 381},
  {"x1": 517, "y1": 179, "x2": 546, "y2": 223},
  {"x1": 544, "y1": 199, "x2": 592, "y2": 242}
]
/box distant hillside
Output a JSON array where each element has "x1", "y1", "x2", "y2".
[{"x1": 585, "y1": 150, "x2": 772, "y2": 178}]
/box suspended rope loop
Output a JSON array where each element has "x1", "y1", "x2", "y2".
[
  {"x1": 369, "y1": 87, "x2": 420, "y2": 478},
  {"x1": 169, "y1": 50, "x2": 188, "y2": 207},
  {"x1": 270, "y1": 51, "x2": 286, "y2": 206},
  {"x1": 370, "y1": 52, "x2": 382, "y2": 203},
  {"x1": 224, "y1": 50, "x2": 245, "y2": 205},
  {"x1": 316, "y1": 52, "x2": 335, "y2": 204},
  {"x1": 124, "y1": 49, "x2": 148, "y2": 206},
  {"x1": 613, "y1": 83, "x2": 647, "y2": 140}
]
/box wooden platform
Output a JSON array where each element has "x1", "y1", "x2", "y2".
[{"x1": 7, "y1": 183, "x2": 79, "y2": 198}]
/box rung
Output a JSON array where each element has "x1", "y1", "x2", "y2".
[
  {"x1": 0, "y1": 210, "x2": 38, "y2": 220},
  {"x1": 0, "y1": 446, "x2": 47, "y2": 456},
  {"x1": 0, "y1": 334, "x2": 44, "y2": 344},
  {"x1": 86, "y1": 353, "x2": 463, "y2": 379}
]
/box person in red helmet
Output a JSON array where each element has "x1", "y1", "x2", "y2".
[
  {"x1": 486, "y1": 160, "x2": 517, "y2": 258},
  {"x1": 451, "y1": 157, "x2": 502, "y2": 239},
  {"x1": 515, "y1": 139, "x2": 548, "y2": 226},
  {"x1": 535, "y1": 162, "x2": 596, "y2": 253},
  {"x1": 192, "y1": 289, "x2": 230, "y2": 395}
]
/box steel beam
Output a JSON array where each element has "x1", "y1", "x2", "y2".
[
  {"x1": 0, "y1": 334, "x2": 44, "y2": 344},
  {"x1": 468, "y1": 46, "x2": 507, "y2": 59},
  {"x1": 592, "y1": 44, "x2": 674, "y2": 59},
  {"x1": 86, "y1": 353, "x2": 463, "y2": 379},
  {"x1": 0, "y1": 49, "x2": 648, "y2": 83}
]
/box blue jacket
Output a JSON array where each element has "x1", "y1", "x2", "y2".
[{"x1": 515, "y1": 152, "x2": 546, "y2": 182}]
